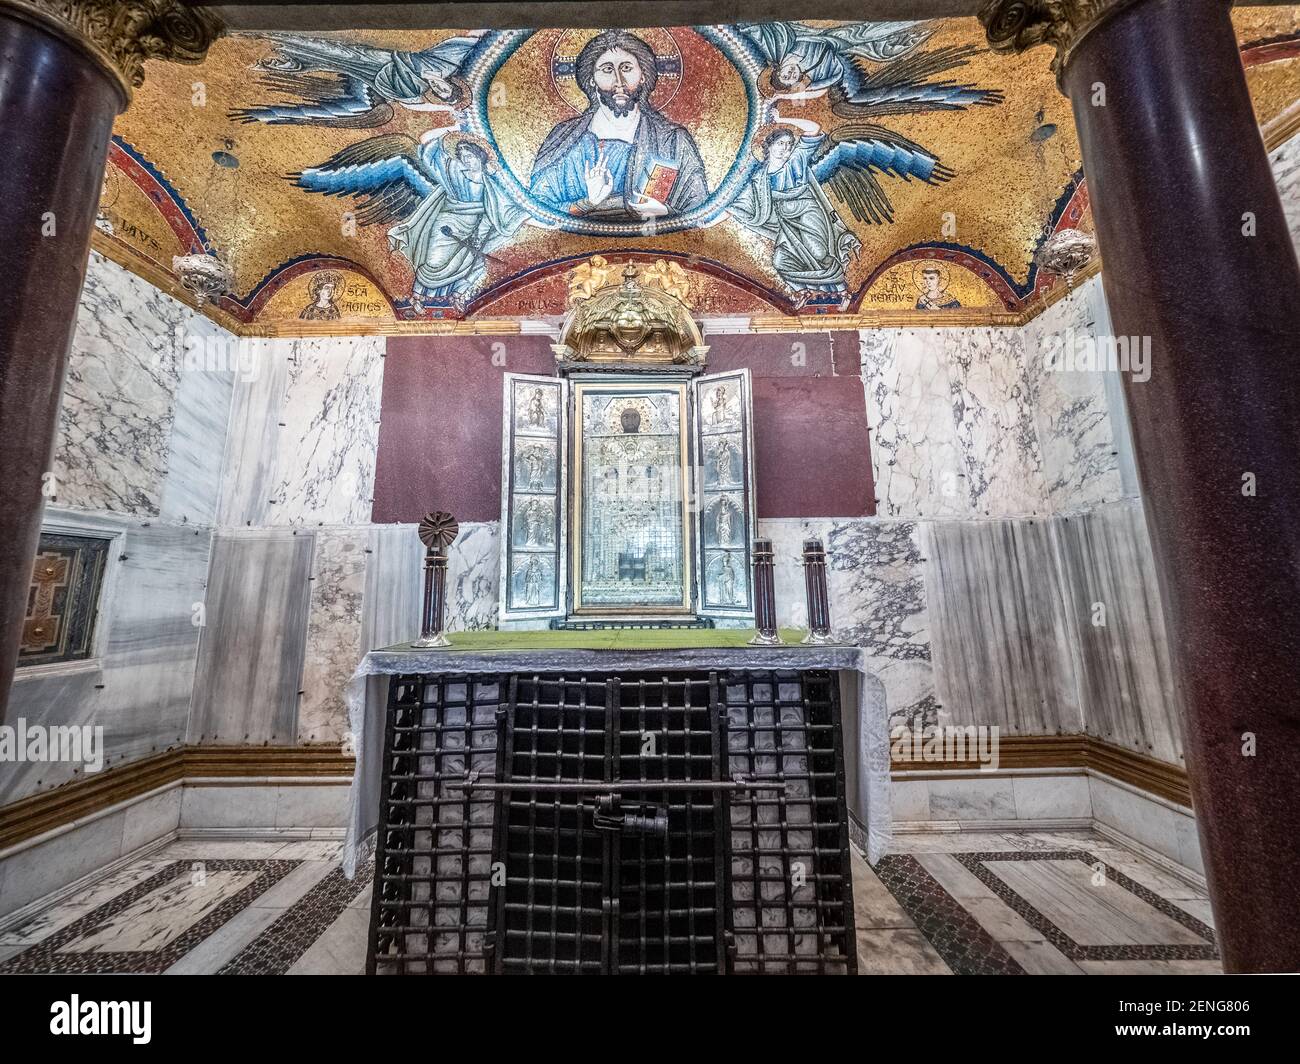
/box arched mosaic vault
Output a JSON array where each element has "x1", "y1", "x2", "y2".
[{"x1": 100, "y1": 12, "x2": 1300, "y2": 333}]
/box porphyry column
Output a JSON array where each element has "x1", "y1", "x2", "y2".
[
  {"x1": 0, "y1": 1, "x2": 220, "y2": 713},
  {"x1": 980, "y1": 0, "x2": 1300, "y2": 972}
]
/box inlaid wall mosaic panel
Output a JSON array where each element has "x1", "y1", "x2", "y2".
[
  {"x1": 18, "y1": 535, "x2": 111, "y2": 668},
  {"x1": 101, "y1": 12, "x2": 1300, "y2": 331}
]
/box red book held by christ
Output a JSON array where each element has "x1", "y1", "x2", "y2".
[{"x1": 638, "y1": 160, "x2": 680, "y2": 205}]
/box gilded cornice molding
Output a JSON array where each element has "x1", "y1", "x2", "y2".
[
  {"x1": 978, "y1": 0, "x2": 1143, "y2": 90},
  {"x1": 0, "y1": 0, "x2": 222, "y2": 103}
]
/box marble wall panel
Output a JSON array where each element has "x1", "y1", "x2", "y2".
[
  {"x1": 352, "y1": 521, "x2": 498, "y2": 645},
  {"x1": 215, "y1": 340, "x2": 288, "y2": 529},
  {"x1": 941, "y1": 327, "x2": 1049, "y2": 517},
  {"x1": 1022, "y1": 278, "x2": 1127, "y2": 512},
  {"x1": 5, "y1": 513, "x2": 210, "y2": 801},
  {"x1": 271, "y1": 337, "x2": 384, "y2": 525},
  {"x1": 53, "y1": 252, "x2": 203, "y2": 516},
  {"x1": 158, "y1": 319, "x2": 236, "y2": 526},
  {"x1": 1053, "y1": 499, "x2": 1182, "y2": 765},
  {"x1": 860, "y1": 329, "x2": 970, "y2": 520},
  {"x1": 218, "y1": 337, "x2": 384, "y2": 528},
  {"x1": 761, "y1": 517, "x2": 935, "y2": 731},
  {"x1": 922, "y1": 517, "x2": 1083, "y2": 736},
  {"x1": 446, "y1": 521, "x2": 500, "y2": 632},
  {"x1": 359, "y1": 525, "x2": 423, "y2": 654},
  {"x1": 298, "y1": 530, "x2": 369, "y2": 744},
  {"x1": 1272, "y1": 130, "x2": 1300, "y2": 253},
  {"x1": 189, "y1": 532, "x2": 315, "y2": 744}
]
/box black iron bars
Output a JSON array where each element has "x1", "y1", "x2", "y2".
[
  {"x1": 748, "y1": 537, "x2": 782, "y2": 646},
  {"x1": 414, "y1": 511, "x2": 457, "y2": 648},
  {"x1": 801, "y1": 538, "x2": 835, "y2": 645}
]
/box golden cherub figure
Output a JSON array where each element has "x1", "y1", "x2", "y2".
[
  {"x1": 641, "y1": 258, "x2": 690, "y2": 304},
  {"x1": 567, "y1": 255, "x2": 617, "y2": 304}
]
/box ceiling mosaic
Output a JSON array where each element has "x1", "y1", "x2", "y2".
[{"x1": 100, "y1": 10, "x2": 1300, "y2": 333}]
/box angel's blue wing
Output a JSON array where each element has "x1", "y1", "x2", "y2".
[
  {"x1": 230, "y1": 32, "x2": 484, "y2": 127},
  {"x1": 812, "y1": 129, "x2": 952, "y2": 225},
  {"x1": 835, "y1": 44, "x2": 1005, "y2": 113},
  {"x1": 291, "y1": 134, "x2": 437, "y2": 226},
  {"x1": 231, "y1": 71, "x2": 391, "y2": 127}
]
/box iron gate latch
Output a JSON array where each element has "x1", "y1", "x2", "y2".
[{"x1": 591, "y1": 794, "x2": 668, "y2": 837}]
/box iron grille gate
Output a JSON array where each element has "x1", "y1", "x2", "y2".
[{"x1": 368, "y1": 670, "x2": 856, "y2": 975}]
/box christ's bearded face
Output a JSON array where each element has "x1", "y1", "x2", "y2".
[{"x1": 592, "y1": 47, "x2": 645, "y2": 116}]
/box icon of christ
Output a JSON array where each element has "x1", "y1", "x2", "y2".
[{"x1": 528, "y1": 30, "x2": 709, "y2": 222}]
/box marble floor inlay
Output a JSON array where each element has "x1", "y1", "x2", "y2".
[
  {"x1": 219, "y1": 866, "x2": 372, "y2": 975},
  {"x1": 952, "y1": 851, "x2": 1218, "y2": 962},
  {"x1": 0, "y1": 831, "x2": 1220, "y2": 975},
  {"x1": 0, "y1": 860, "x2": 299, "y2": 974},
  {"x1": 872, "y1": 856, "x2": 1026, "y2": 975}
]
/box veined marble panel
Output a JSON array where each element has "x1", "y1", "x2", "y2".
[
  {"x1": 218, "y1": 337, "x2": 384, "y2": 528},
  {"x1": 189, "y1": 531, "x2": 314, "y2": 744},
  {"x1": 353, "y1": 521, "x2": 498, "y2": 641},
  {"x1": 53, "y1": 252, "x2": 201, "y2": 516},
  {"x1": 446, "y1": 521, "x2": 499, "y2": 632},
  {"x1": 941, "y1": 328, "x2": 1048, "y2": 517},
  {"x1": 5, "y1": 512, "x2": 211, "y2": 801},
  {"x1": 299, "y1": 530, "x2": 369, "y2": 744},
  {"x1": 1023, "y1": 279, "x2": 1126, "y2": 513},
  {"x1": 270, "y1": 338, "x2": 384, "y2": 526},
  {"x1": 1052, "y1": 499, "x2": 1182, "y2": 765},
  {"x1": 359, "y1": 525, "x2": 422, "y2": 653},
  {"x1": 922, "y1": 517, "x2": 1083, "y2": 736},
  {"x1": 216, "y1": 339, "x2": 288, "y2": 528},
  {"x1": 826, "y1": 519, "x2": 935, "y2": 732},
  {"x1": 762, "y1": 517, "x2": 935, "y2": 731},
  {"x1": 860, "y1": 330, "x2": 969, "y2": 520},
  {"x1": 159, "y1": 316, "x2": 236, "y2": 526},
  {"x1": 1272, "y1": 130, "x2": 1300, "y2": 253}
]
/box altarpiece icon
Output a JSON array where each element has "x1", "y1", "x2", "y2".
[{"x1": 498, "y1": 263, "x2": 756, "y2": 626}]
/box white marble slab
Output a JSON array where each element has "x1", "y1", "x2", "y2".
[
  {"x1": 359, "y1": 525, "x2": 422, "y2": 652},
  {"x1": 1272, "y1": 129, "x2": 1300, "y2": 254},
  {"x1": 299, "y1": 529, "x2": 369, "y2": 744},
  {"x1": 217, "y1": 337, "x2": 384, "y2": 528},
  {"x1": 761, "y1": 517, "x2": 935, "y2": 732},
  {"x1": 188, "y1": 531, "x2": 315, "y2": 745},
  {"x1": 941, "y1": 327, "x2": 1048, "y2": 517},
  {"x1": 446, "y1": 521, "x2": 500, "y2": 632},
  {"x1": 922, "y1": 516, "x2": 1084, "y2": 735},
  {"x1": 159, "y1": 319, "x2": 235, "y2": 526},
  {"x1": 1052, "y1": 499, "x2": 1181, "y2": 764},
  {"x1": 52, "y1": 253, "x2": 202, "y2": 516},
  {"x1": 860, "y1": 329, "x2": 970, "y2": 519},
  {"x1": 1023, "y1": 278, "x2": 1126, "y2": 512}
]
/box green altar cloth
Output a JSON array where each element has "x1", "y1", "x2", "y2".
[{"x1": 383, "y1": 628, "x2": 816, "y2": 653}]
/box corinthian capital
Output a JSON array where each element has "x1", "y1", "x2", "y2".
[
  {"x1": 978, "y1": 0, "x2": 1137, "y2": 87},
  {"x1": 1, "y1": 0, "x2": 222, "y2": 100}
]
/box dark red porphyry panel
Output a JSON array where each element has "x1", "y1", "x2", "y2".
[{"x1": 371, "y1": 329, "x2": 873, "y2": 524}]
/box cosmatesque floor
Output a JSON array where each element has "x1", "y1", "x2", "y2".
[{"x1": 0, "y1": 830, "x2": 1219, "y2": 975}]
